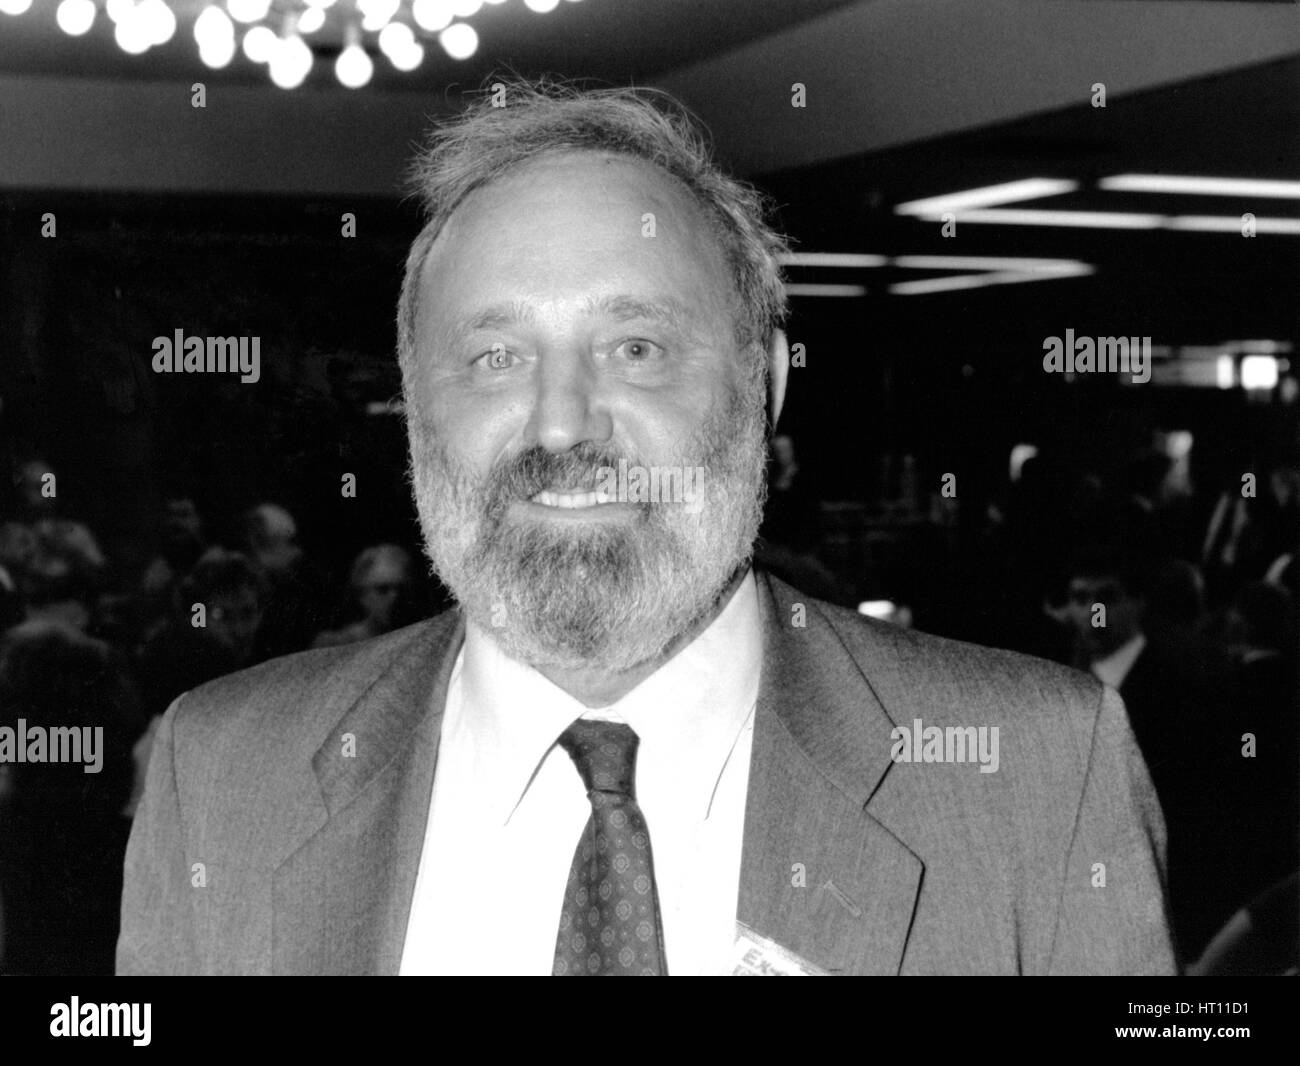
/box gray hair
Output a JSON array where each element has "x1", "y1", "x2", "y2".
[{"x1": 395, "y1": 77, "x2": 790, "y2": 382}]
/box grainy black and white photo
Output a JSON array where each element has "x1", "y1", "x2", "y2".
[{"x1": 0, "y1": 0, "x2": 1297, "y2": 1028}]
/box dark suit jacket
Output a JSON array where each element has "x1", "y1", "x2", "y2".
[{"x1": 117, "y1": 572, "x2": 1176, "y2": 975}]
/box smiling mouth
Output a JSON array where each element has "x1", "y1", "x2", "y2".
[{"x1": 529, "y1": 487, "x2": 617, "y2": 509}]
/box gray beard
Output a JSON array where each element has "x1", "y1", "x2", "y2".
[{"x1": 407, "y1": 374, "x2": 769, "y2": 673}]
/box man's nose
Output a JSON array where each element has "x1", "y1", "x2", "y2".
[{"x1": 525, "y1": 349, "x2": 613, "y2": 453}]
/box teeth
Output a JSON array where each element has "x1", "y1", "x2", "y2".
[{"x1": 531, "y1": 488, "x2": 616, "y2": 508}]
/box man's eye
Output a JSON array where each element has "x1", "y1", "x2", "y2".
[
  {"x1": 476, "y1": 345, "x2": 517, "y2": 370},
  {"x1": 614, "y1": 339, "x2": 664, "y2": 362}
]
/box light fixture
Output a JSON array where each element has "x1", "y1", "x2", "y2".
[
  {"x1": 56, "y1": 0, "x2": 96, "y2": 35},
  {"x1": 106, "y1": 0, "x2": 133, "y2": 23},
  {"x1": 242, "y1": 24, "x2": 275, "y2": 63},
  {"x1": 778, "y1": 252, "x2": 889, "y2": 268},
  {"x1": 195, "y1": 5, "x2": 235, "y2": 66},
  {"x1": 379, "y1": 21, "x2": 414, "y2": 58},
  {"x1": 1241, "y1": 355, "x2": 1280, "y2": 391},
  {"x1": 359, "y1": 0, "x2": 400, "y2": 31},
  {"x1": 139, "y1": 0, "x2": 176, "y2": 45},
  {"x1": 1165, "y1": 215, "x2": 1300, "y2": 236},
  {"x1": 114, "y1": 7, "x2": 153, "y2": 54},
  {"x1": 0, "y1": 0, "x2": 33, "y2": 15},
  {"x1": 297, "y1": 5, "x2": 325, "y2": 33},
  {"x1": 412, "y1": 0, "x2": 453, "y2": 31},
  {"x1": 928, "y1": 208, "x2": 1165, "y2": 229},
  {"x1": 269, "y1": 33, "x2": 313, "y2": 89},
  {"x1": 439, "y1": 21, "x2": 478, "y2": 59},
  {"x1": 451, "y1": 0, "x2": 483, "y2": 15},
  {"x1": 524, "y1": 0, "x2": 561, "y2": 11},
  {"x1": 784, "y1": 284, "x2": 868, "y2": 297},
  {"x1": 391, "y1": 41, "x2": 424, "y2": 71},
  {"x1": 336, "y1": 26, "x2": 373, "y2": 88},
  {"x1": 888, "y1": 265, "x2": 1093, "y2": 296},
  {"x1": 1100, "y1": 174, "x2": 1300, "y2": 199},
  {"x1": 894, "y1": 178, "x2": 1077, "y2": 217},
  {"x1": 1216, "y1": 356, "x2": 1235, "y2": 390},
  {"x1": 226, "y1": 0, "x2": 270, "y2": 24}
]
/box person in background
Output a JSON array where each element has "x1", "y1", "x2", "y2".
[
  {"x1": 0, "y1": 621, "x2": 136, "y2": 975},
  {"x1": 313, "y1": 544, "x2": 419, "y2": 648},
  {"x1": 241, "y1": 503, "x2": 330, "y2": 661},
  {"x1": 1055, "y1": 547, "x2": 1233, "y2": 965}
]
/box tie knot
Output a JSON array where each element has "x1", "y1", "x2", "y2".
[{"x1": 558, "y1": 719, "x2": 640, "y2": 798}]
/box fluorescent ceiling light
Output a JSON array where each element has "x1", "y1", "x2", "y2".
[
  {"x1": 888, "y1": 265, "x2": 1093, "y2": 296},
  {"x1": 778, "y1": 252, "x2": 888, "y2": 268},
  {"x1": 891, "y1": 255, "x2": 1089, "y2": 273},
  {"x1": 784, "y1": 283, "x2": 868, "y2": 297},
  {"x1": 894, "y1": 178, "x2": 1077, "y2": 217},
  {"x1": 1165, "y1": 215, "x2": 1300, "y2": 235},
  {"x1": 1100, "y1": 174, "x2": 1300, "y2": 199},
  {"x1": 1241, "y1": 355, "x2": 1280, "y2": 390},
  {"x1": 940, "y1": 208, "x2": 1166, "y2": 229}
]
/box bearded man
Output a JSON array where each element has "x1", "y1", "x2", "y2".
[{"x1": 118, "y1": 80, "x2": 1175, "y2": 976}]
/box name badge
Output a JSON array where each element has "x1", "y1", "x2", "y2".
[{"x1": 732, "y1": 922, "x2": 830, "y2": 976}]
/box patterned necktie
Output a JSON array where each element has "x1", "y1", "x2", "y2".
[{"x1": 552, "y1": 719, "x2": 667, "y2": 976}]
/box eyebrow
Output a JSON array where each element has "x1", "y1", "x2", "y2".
[{"x1": 439, "y1": 293, "x2": 698, "y2": 352}]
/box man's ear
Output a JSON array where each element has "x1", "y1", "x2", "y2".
[{"x1": 767, "y1": 329, "x2": 790, "y2": 430}]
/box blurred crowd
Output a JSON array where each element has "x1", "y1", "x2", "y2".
[
  {"x1": 760, "y1": 434, "x2": 1298, "y2": 974},
  {"x1": 0, "y1": 456, "x2": 442, "y2": 975},
  {"x1": 0, "y1": 433, "x2": 1295, "y2": 975}
]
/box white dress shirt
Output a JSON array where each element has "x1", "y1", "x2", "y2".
[{"x1": 399, "y1": 570, "x2": 761, "y2": 976}]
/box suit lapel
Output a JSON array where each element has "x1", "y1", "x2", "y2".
[
  {"x1": 272, "y1": 611, "x2": 465, "y2": 975},
  {"x1": 738, "y1": 573, "x2": 923, "y2": 975}
]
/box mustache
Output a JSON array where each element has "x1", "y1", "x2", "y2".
[{"x1": 480, "y1": 443, "x2": 644, "y2": 516}]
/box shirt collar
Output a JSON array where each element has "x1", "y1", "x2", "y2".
[
  {"x1": 1090, "y1": 631, "x2": 1147, "y2": 690},
  {"x1": 456, "y1": 569, "x2": 762, "y2": 825}
]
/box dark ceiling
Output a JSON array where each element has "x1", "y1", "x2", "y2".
[
  {"x1": 0, "y1": 0, "x2": 859, "y2": 89},
  {"x1": 767, "y1": 53, "x2": 1300, "y2": 348}
]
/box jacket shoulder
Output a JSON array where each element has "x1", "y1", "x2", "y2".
[{"x1": 167, "y1": 613, "x2": 458, "y2": 764}]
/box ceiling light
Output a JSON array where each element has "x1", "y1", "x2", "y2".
[
  {"x1": 778, "y1": 252, "x2": 889, "y2": 268},
  {"x1": 1100, "y1": 174, "x2": 1300, "y2": 199},
  {"x1": 439, "y1": 21, "x2": 478, "y2": 58},
  {"x1": 269, "y1": 33, "x2": 313, "y2": 89},
  {"x1": 894, "y1": 178, "x2": 1077, "y2": 217},
  {"x1": 1165, "y1": 215, "x2": 1300, "y2": 235},
  {"x1": 891, "y1": 255, "x2": 1090, "y2": 273},
  {"x1": 336, "y1": 36, "x2": 373, "y2": 88},
  {"x1": 0, "y1": 0, "x2": 33, "y2": 14},
  {"x1": 55, "y1": 0, "x2": 95, "y2": 35},
  {"x1": 413, "y1": 0, "x2": 453, "y2": 31},
  {"x1": 525, "y1": 0, "x2": 561, "y2": 11},
  {"x1": 199, "y1": 35, "x2": 235, "y2": 68},
  {"x1": 242, "y1": 24, "x2": 275, "y2": 62},
  {"x1": 226, "y1": 0, "x2": 270, "y2": 24},
  {"x1": 378, "y1": 21, "x2": 415, "y2": 60},
  {"x1": 359, "y1": 0, "x2": 399, "y2": 31},
  {"x1": 391, "y1": 41, "x2": 424, "y2": 72},
  {"x1": 114, "y1": 8, "x2": 153, "y2": 54},
  {"x1": 451, "y1": 0, "x2": 483, "y2": 15},
  {"x1": 1241, "y1": 355, "x2": 1279, "y2": 391},
  {"x1": 937, "y1": 208, "x2": 1166, "y2": 229},
  {"x1": 298, "y1": 5, "x2": 325, "y2": 33},
  {"x1": 889, "y1": 265, "x2": 1093, "y2": 296},
  {"x1": 139, "y1": 0, "x2": 175, "y2": 45},
  {"x1": 784, "y1": 284, "x2": 867, "y2": 297}
]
